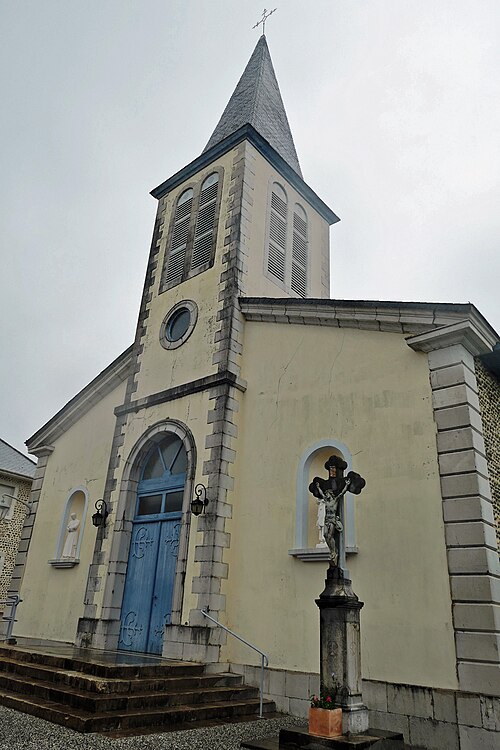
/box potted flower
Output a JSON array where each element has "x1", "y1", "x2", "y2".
[{"x1": 309, "y1": 688, "x2": 342, "y2": 738}]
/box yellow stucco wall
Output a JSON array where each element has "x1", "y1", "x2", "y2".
[
  {"x1": 222, "y1": 320, "x2": 458, "y2": 690},
  {"x1": 16, "y1": 380, "x2": 127, "y2": 643}
]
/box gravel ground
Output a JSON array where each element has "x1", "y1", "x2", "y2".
[{"x1": 0, "y1": 707, "x2": 306, "y2": 750}]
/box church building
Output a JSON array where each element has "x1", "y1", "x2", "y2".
[{"x1": 9, "y1": 36, "x2": 500, "y2": 747}]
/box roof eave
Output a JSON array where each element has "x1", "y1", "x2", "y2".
[
  {"x1": 238, "y1": 297, "x2": 500, "y2": 343},
  {"x1": 0, "y1": 468, "x2": 36, "y2": 483},
  {"x1": 151, "y1": 125, "x2": 339, "y2": 225}
]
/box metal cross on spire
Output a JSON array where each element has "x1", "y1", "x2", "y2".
[{"x1": 252, "y1": 7, "x2": 277, "y2": 35}]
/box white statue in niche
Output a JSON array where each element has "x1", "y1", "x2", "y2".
[
  {"x1": 315, "y1": 497, "x2": 327, "y2": 547},
  {"x1": 62, "y1": 512, "x2": 81, "y2": 559}
]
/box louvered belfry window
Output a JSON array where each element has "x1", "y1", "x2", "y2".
[
  {"x1": 160, "y1": 170, "x2": 222, "y2": 292},
  {"x1": 267, "y1": 183, "x2": 287, "y2": 283},
  {"x1": 266, "y1": 182, "x2": 308, "y2": 297},
  {"x1": 291, "y1": 204, "x2": 308, "y2": 297},
  {"x1": 191, "y1": 173, "x2": 219, "y2": 272},
  {"x1": 164, "y1": 188, "x2": 193, "y2": 287}
]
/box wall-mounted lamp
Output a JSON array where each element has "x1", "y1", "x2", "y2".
[
  {"x1": 91, "y1": 499, "x2": 109, "y2": 528},
  {"x1": 190, "y1": 484, "x2": 208, "y2": 516},
  {"x1": 0, "y1": 494, "x2": 33, "y2": 522}
]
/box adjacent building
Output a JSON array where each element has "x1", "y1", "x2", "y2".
[{"x1": 0, "y1": 439, "x2": 36, "y2": 604}]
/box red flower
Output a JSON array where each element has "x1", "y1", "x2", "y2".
[{"x1": 326, "y1": 696, "x2": 332, "y2": 702}]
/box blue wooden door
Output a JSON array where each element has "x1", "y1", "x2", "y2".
[{"x1": 119, "y1": 436, "x2": 186, "y2": 654}]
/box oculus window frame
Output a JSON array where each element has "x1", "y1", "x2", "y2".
[{"x1": 160, "y1": 300, "x2": 198, "y2": 350}]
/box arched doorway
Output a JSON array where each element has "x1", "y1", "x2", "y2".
[{"x1": 119, "y1": 433, "x2": 187, "y2": 654}]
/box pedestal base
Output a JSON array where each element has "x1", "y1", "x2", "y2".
[
  {"x1": 240, "y1": 727, "x2": 404, "y2": 749},
  {"x1": 342, "y1": 705, "x2": 369, "y2": 735},
  {"x1": 316, "y1": 566, "x2": 368, "y2": 736}
]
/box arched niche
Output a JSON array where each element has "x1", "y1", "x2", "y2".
[
  {"x1": 290, "y1": 439, "x2": 358, "y2": 561},
  {"x1": 50, "y1": 487, "x2": 89, "y2": 568}
]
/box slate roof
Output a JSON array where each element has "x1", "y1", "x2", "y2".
[
  {"x1": 203, "y1": 35, "x2": 302, "y2": 177},
  {"x1": 0, "y1": 438, "x2": 36, "y2": 479}
]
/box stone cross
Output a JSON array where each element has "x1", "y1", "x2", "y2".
[
  {"x1": 309, "y1": 456, "x2": 369, "y2": 735},
  {"x1": 252, "y1": 8, "x2": 277, "y2": 35},
  {"x1": 309, "y1": 455, "x2": 365, "y2": 570}
]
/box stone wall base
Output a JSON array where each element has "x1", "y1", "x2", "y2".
[
  {"x1": 364, "y1": 678, "x2": 499, "y2": 750},
  {"x1": 228, "y1": 662, "x2": 319, "y2": 718},
  {"x1": 76, "y1": 617, "x2": 120, "y2": 650},
  {"x1": 229, "y1": 664, "x2": 500, "y2": 750},
  {"x1": 162, "y1": 624, "x2": 220, "y2": 663}
]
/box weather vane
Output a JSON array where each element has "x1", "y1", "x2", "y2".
[{"x1": 252, "y1": 8, "x2": 277, "y2": 35}]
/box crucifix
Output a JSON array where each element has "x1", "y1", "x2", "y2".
[
  {"x1": 252, "y1": 8, "x2": 277, "y2": 35},
  {"x1": 309, "y1": 455, "x2": 366, "y2": 570},
  {"x1": 308, "y1": 455, "x2": 369, "y2": 735}
]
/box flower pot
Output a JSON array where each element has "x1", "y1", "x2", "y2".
[{"x1": 308, "y1": 706, "x2": 342, "y2": 737}]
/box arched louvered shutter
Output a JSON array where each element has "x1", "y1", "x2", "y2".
[
  {"x1": 268, "y1": 183, "x2": 287, "y2": 283},
  {"x1": 164, "y1": 188, "x2": 193, "y2": 286},
  {"x1": 191, "y1": 173, "x2": 219, "y2": 272},
  {"x1": 291, "y1": 204, "x2": 308, "y2": 297}
]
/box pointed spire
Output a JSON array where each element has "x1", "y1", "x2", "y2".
[{"x1": 203, "y1": 36, "x2": 302, "y2": 177}]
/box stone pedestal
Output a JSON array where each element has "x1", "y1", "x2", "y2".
[
  {"x1": 275, "y1": 727, "x2": 404, "y2": 749},
  {"x1": 316, "y1": 565, "x2": 369, "y2": 735}
]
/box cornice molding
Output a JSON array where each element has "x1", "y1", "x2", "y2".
[
  {"x1": 406, "y1": 320, "x2": 496, "y2": 356},
  {"x1": 114, "y1": 371, "x2": 247, "y2": 417},
  {"x1": 27, "y1": 445, "x2": 54, "y2": 459},
  {"x1": 239, "y1": 298, "x2": 498, "y2": 338}
]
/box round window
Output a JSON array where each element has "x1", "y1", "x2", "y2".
[
  {"x1": 166, "y1": 308, "x2": 190, "y2": 342},
  {"x1": 160, "y1": 300, "x2": 198, "y2": 350}
]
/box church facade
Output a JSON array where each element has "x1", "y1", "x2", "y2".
[{"x1": 12, "y1": 37, "x2": 500, "y2": 748}]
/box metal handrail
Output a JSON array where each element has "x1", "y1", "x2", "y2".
[
  {"x1": 0, "y1": 595, "x2": 22, "y2": 642},
  {"x1": 200, "y1": 607, "x2": 269, "y2": 718}
]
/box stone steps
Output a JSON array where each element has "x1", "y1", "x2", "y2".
[
  {"x1": 0, "y1": 645, "x2": 202, "y2": 678},
  {"x1": 0, "y1": 689, "x2": 275, "y2": 733},
  {"x1": 0, "y1": 644, "x2": 275, "y2": 735},
  {"x1": 0, "y1": 655, "x2": 239, "y2": 694},
  {"x1": 0, "y1": 671, "x2": 254, "y2": 711}
]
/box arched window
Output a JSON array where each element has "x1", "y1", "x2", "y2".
[
  {"x1": 266, "y1": 184, "x2": 310, "y2": 296},
  {"x1": 164, "y1": 188, "x2": 194, "y2": 287},
  {"x1": 267, "y1": 182, "x2": 288, "y2": 283},
  {"x1": 191, "y1": 173, "x2": 219, "y2": 272},
  {"x1": 136, "y1": 434, "x2": 187, "y2": 516},
  {"x1": 160, "y1": 170, "x2": 223, "y2": 292},
  {"x1": 291, "y1": 203, "x2": 308, "y2": 297}
]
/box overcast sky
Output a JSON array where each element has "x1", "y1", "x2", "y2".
[{"x1": 1, "y1": 0, "x2": 499, "y2": 456}]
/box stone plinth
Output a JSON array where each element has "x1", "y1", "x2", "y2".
[
  {"x1": 278, "y1": 727, "x2": 404, "y2": 748},
  {"x1": 240, "y1": 727, "x2": 404, "y2": 749},
  {"x1": 316, "y1": 566, "x2": 369, "y2": 735}
]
